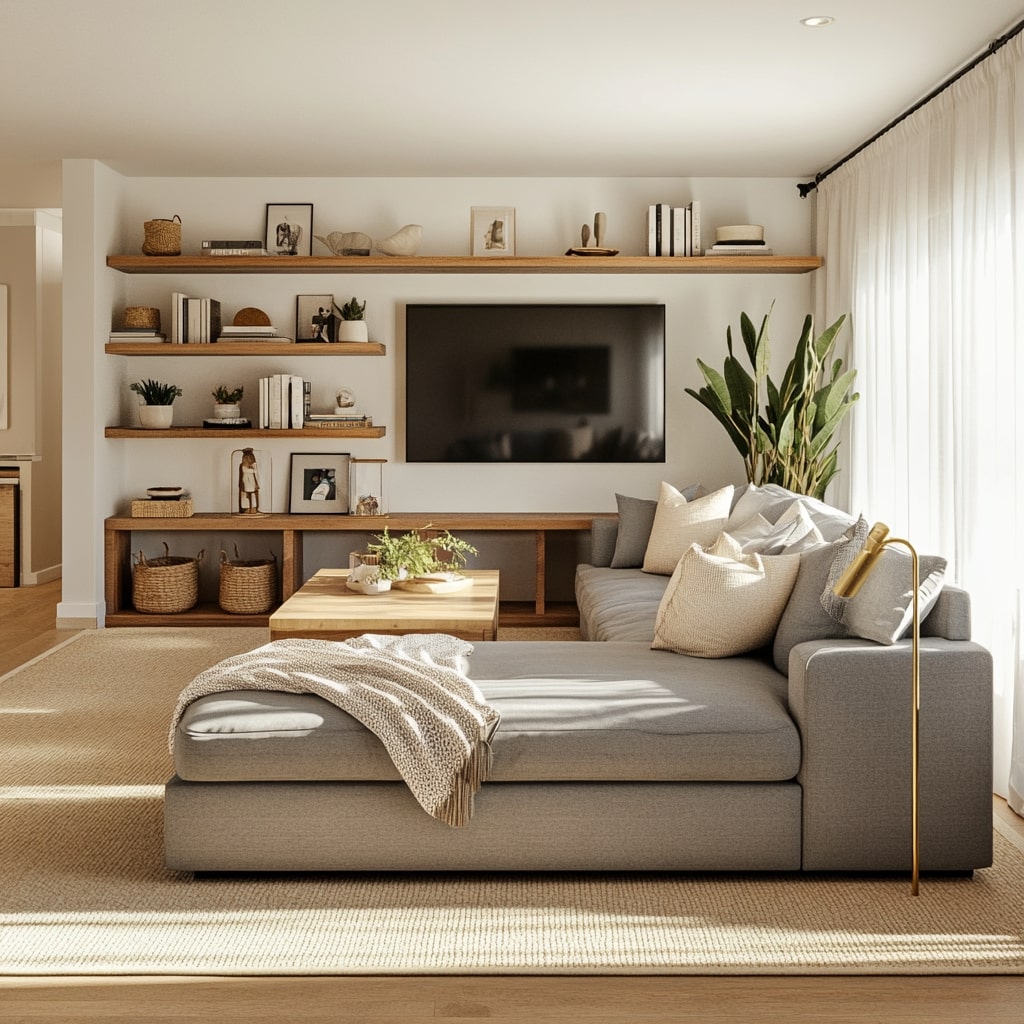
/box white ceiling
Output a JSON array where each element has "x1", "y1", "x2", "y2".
[{"x1": 4, "y1": 0, "x2": 1023, "y2": 180}]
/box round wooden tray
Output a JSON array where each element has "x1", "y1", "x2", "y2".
[{"x1": 392, "y1": 575, "x2": 474, "y2": 594}]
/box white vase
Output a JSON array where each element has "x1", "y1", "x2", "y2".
[
  {"x1": 139, "y1": 404, "x2": 174, "y2": 429},
  {"x1": 213, "y1": 403, "x2": 240, "y2": 418},
  {"x1": 337, "y1": 321, "x2": 368, "y2": 343}
]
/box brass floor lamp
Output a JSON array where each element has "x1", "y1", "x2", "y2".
[{"x1": 833, "y1": 522, "x2": 921, "y2": 896}]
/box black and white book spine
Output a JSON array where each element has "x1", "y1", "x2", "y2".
[
  {"x1": 690, "y1": 200, "x2": 702, "y2": 256},
  {"x1": 202, "y1": 240, "x2": 263, "y2": 251},
  {"x1": 268, "y1": 375, "x2": 282, "y2": 429},
  {"x1": 289, "y1": 375, "x2": 305, "y2": 429},
  {"x1": 658, "y1": 203, "x2": 671, "y2": 256}
]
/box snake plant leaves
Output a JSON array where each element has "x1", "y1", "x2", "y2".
[{"x1": 689, "y1": 308, "x2": 856, "y2": 501}]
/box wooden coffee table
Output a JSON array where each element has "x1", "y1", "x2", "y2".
[{"x1": 269, "y1": 568, "x2": 500, "y2": 642}]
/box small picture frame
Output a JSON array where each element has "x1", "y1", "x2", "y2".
[
  {"x1": 296, "y1": 294, "x2": 336, "y2": 343},
  {"x1": 471, "y1": 206, "x2": 516, "y2": 256},
  {"x1": 289, "y1": 453, "x2": 351, "y2": 513},
  {"x1": 266, "y1": 203, "x2": 313, "y2": 256}
]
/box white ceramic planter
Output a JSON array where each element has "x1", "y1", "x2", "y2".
[
  {"x1": 213, "y1": 403, "x2": 241, "y2": 418},
  {"x1": 138, "y1": 404, "x2": 174, "y2": 429},
  {"x1": 337, "y1": 321, "x2": 369, "y2": 342}
]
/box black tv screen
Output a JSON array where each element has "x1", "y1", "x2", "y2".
[{"x1": 405, "y1": 303, "x2": 665, "y2": 463}]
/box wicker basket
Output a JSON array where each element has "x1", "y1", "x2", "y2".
[
  {"x1": 132, "y1": 541, "x2": 203, "y2": 614},
  {"x1": 219, "y1": 545, "x2": 277, "y2": 615},
  {"x1": 123, "y1": 306, "x2": 161, "y2": 330},
  {"x1": 141, "y1": 214, "x2": 181, "y2": 256}
]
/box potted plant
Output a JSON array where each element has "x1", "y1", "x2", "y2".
[
  {"x1": 348, "y1": 526, "x2": 478, "y2": 593},
  {"x1": 685, "y1": 307, "x2": 856, "y2": 501},
  {"x1": 336, "y1": 296, "x2": 368, "y2": 342},
  {"x1": 211, "y1": 384, "x2": 244, "y2": 419},
  {"x1": 130, "y1": 378, "x2": 183, "y2": 429}
]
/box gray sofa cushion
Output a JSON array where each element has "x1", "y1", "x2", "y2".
[
  {"x1": 173, "y1": 642, "x2": 800, "y2": 786},
  {"x1": 575, "y1": 564, "x2": 667, "y2": 641},
  {"x1": 610, "y1": 484, "x2": 707, "y2": 568}
]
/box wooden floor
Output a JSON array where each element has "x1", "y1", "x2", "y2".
[{"x1": 1, "y1": 580, "x2": 1023, "y2": 1022}]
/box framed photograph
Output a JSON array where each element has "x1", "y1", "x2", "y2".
[
  {"x1": 296, "y1": 293, "x2": 336, "y2": 343},
  {"x1": 471, "y1": 206, "x2": 516, "y2": 256},
  {"x1": 266, "y1": 203, "x2": 313, "y2": 256},
  {"x1": 289, "y1": 453, "x2": 351, "y2": 513}
]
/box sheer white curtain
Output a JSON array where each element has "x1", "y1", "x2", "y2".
[{"x1": 815, "y1": 32, "x2": 1024, "y2": 810}]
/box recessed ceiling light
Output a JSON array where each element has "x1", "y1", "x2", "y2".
[{"x1": 801, "y1": 15, "x2": 835, "y2": 27}]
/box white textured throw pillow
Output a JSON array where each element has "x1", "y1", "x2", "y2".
[
  {"x1": 651, "y1": 533, "x2": 801, "y2": 658},
  {"x1": 727, "y1": 501, "x2": 825, "y2": 555},
  {"x1": 642, "y1": 483, "x2": 734, "y2": 575}
]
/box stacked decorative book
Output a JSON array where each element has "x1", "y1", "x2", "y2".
[
  {"x1": 108, "y1": 329, "x2": 166, "y2": 343},
  {"x1": 170, "y1": 293, "x2": 222, "y2": 343},
  {"x1": 304, "y1": 412, "x2": 374, "y2": 430},
  {"x1": 705, "y1": 224, "x2": 774, "y2": 256},
  {"x1": 217, "y1": 324, "x2": 293, "y2": 343},
  {"x1": 257, "y1": 374, "x2": 311, "y2": 429},
  {"x1": 201, "y1": 240, "x2": 268, "y2": 256}
]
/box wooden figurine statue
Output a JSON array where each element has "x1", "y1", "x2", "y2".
[{"x1": 238, "y1": 447, "x2": 261, "y2": 513}]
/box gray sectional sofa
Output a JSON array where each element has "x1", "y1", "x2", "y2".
[{"x1": 164, "y1": 484, "x2": 993, "y2": 875}]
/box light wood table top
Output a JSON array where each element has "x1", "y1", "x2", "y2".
[{"x1": 269, "y1": 568, "x2": 500, "y2": 642}]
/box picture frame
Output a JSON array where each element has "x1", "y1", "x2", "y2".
[
  {"x1": 471, "y1": 206, "x2": 516, "y2": 256},
  {"x1": 266, "y1": 203, "x2": 313, "y2": 256},
  {"x1": 295, "y1": 293, "x2": 336, "y2": 343},
  {"x1": 289, "y1": 453, "x2": 351, "y2": 513}
]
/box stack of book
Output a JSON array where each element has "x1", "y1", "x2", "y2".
[
  {"x1": 257, "y1": 374, "x2": 311, "y2": 429},
  {"x1": 217, "y1": 324, "x2": 293, "y2": 343},
  {"x1": 201, "y1": 240, "x2": 268, "y2": 256},
  {"x1": 170, "y1": 293, "x2": 222, "y2": 343},
  {"x1": 646, "y1": 201, "x2": 702, "y2": 256},
  {"x1": 705, "y1": 224, "x2": 773, "y2": 256},
  {"x1": 108, "y1": 329, "x2": 166, "y2": 343},
  {"x1": 304, "y1": 412, "x2": 374, "y2": 430}
]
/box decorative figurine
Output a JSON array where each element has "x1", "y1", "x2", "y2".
[{"x1": 237, "y1": 447, "x2": 261, "y2": 514}]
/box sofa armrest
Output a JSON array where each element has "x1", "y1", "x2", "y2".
[{"x1": 788, "y1": 637, "x2": 992, "y2": 872}]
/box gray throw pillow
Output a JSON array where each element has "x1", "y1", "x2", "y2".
[
  {"x1": 824, "y1": 547, "x2": 948, "y2": 646},
  {"x1": 771, "y1": 518, "x2": 867, "y2": 674},
  {"x1": 610, "y1": 484, "x2": 706, "y2": 569}
]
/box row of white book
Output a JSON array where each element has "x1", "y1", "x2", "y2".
[
  {"x1": 646, "y1": 202, "x2": 702, "y2": 257},
  {"x1": 258, "y1": 374, "x2": 311, "y2": 429},
  {"x1": 257, "y1": 374, "x2": 373, "y2": 430}
]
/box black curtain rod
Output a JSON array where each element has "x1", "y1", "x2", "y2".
[{"x1": 797, "y1": 16, "x2": 1024, "y2": 197}]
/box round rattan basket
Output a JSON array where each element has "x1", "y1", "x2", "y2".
[
  {"x1": 141, "y1": 214, "x2": 181, "y2": 256},
  {"x1": 219, "y1": 545, "x2": 278, "y2": 615},
  {"x1": 123, "y1": 306, "x2": 161, "y2": 330},
  {"x1": 132, "y1": 542, "x2": 203, "y2": 614}
]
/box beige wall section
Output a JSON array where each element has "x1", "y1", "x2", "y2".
[
  {"x1": 0, "y1": 210, "x2": 63, "y2": 585},
  {"x1": 0, "y1": 161, "x2": 62, "y2": 209}
]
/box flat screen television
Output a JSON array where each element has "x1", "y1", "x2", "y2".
[{"x1": 405, "y1": 303, "x2": 665, "y2": 463}]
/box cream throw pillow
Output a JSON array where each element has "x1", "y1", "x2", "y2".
[
  {"x1": 652, "y1": 533, "x2": 801, "y2": 658},
  {"x1": 642, "y1": 482, "x2": 735, "y2": 575}
]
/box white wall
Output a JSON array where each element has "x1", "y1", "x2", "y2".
[{"x1": 59, "y1": 164, "x2": 818, "y2": 623}]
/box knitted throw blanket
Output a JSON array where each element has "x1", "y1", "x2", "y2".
[{"x1": 168, "y1": 634, "x2": 500, "y2": 827}]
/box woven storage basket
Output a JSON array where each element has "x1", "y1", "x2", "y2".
[
  {"x1": 123, "y1": 306, "x2": 161, "y2": 330},
  {"x1": 141, "y1": 214, "x2": 181, "y2": 256},
  {"x1": 219, "y1": 545, "x2": 277, "y2": 615},
  {"x1": 132, "y1": 541, "x2": 203, "y2": 614}
]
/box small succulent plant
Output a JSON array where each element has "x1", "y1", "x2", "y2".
[
  {"x1": 130, "y1": 379, "x2": 182, "y2": 405},
  {"x1": 339, "y1": 297, "x2": 366, "y2": 321},
  {"x1": 212, "y1": 385, "x2": 244, "y2": 404}
]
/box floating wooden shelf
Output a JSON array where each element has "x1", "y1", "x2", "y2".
[
  {"x1": 107, "y1": 254, "x2": 822, "y2": 275},
  {"x1": 105, "y1": 425, "x2": 386, "y2": 439},
  {"x1": 105, "y1": 342, "x2": 386, "y2": 356}
]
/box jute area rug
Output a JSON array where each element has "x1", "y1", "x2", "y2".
[{"x1": 2, "y1": 627, "x2": 1023, "y2": 976}]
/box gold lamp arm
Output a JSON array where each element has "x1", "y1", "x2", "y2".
[{"x1": 833, "y1": 522, "x2": 921, "y2": 896}]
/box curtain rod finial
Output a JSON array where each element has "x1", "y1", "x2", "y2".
[{"x1": 797, "y1": 180, "x2": 818, "y2": 198}]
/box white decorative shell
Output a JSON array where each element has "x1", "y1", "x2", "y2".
[{"x1": 374, "y1": 224, "x2": 422, "y2": 257}]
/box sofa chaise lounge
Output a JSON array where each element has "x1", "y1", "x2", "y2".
[{"x1": 163, "y1": 484, "x2": 993, "y2": 874}]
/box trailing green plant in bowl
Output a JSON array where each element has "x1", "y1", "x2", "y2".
[
  {"x1": 130, "y1": 378, "x2": 183, "y2": 405},
  {"x1": 366, "y1": 526, "x2": 478, "y2": 581}
]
